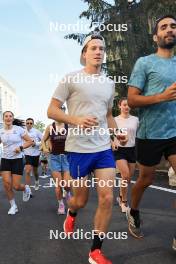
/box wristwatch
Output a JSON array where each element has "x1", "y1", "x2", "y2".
[{"x1": 19, "y1": 146, "x2": 24, "y2": 152}]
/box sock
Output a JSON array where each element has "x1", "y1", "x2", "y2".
[
  {"x1": 69, "y1": 209, "x2": 77, "y2": 217},
  {"x1": 91, "y1": 233, "x2": 104, "y2": 252},
  {"x1": 58, "y1": 199, "x2": 64, "y2": 205},
  {"x1": 10, "y1": 199, "x2": 16, "y2": 207},
  {"x1": 130, "y1": 208, "x2": 139, "y2": 217}
]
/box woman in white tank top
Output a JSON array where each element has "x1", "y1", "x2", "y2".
[{"x1": 114, "y1": 98, "x2": 139, "y2": 213}]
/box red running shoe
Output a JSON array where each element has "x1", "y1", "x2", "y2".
[
  {"x1": 89, "y1": 249, "x2": 112, "y2": 264},
  {"x1": 63, "y1": 209, "x2": 76, "y2": 236}
]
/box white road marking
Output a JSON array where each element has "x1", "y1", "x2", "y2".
[{"x1": 116, "y1": 177, "x2": 176, "y2": 194}]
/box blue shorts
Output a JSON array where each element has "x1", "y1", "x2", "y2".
[
  {"x1": 67, "y1": 149, "x2": 115, "y2": 179},
  {"x1": 49, "y1": 154, "x2": 69, "y2": 172}
]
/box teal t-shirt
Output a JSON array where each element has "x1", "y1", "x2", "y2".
[{"x1": 128, "y1": 54, "x2": 176, "y2": 139}]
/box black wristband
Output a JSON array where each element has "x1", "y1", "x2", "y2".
[
  {"x1": 19, "y1": 146, "x2": 24, "y2": 152},
  {"x1": 110, "y1": 134, "x2": 115, "y2": 141}
]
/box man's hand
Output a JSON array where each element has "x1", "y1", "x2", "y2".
[
  {"x1": 111, "y1": 137, "x2": 119, "y2": 151},
  {"x1": 43, "y1": 148, "x2": 50, "y2": 154},
  {"x1": 116, "y1": 134, "x2": 128, "y2": 146},
  {"x1": 160, "y1": 82, "x2": 176, "y2": 101},
  {"x1": 14, "y1": 147, "x2": 21, "y2": 153},
  {"x1": 73, "y1": 116, "x2": 99, "y2": 129}
]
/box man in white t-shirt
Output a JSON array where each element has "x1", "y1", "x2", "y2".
[
  {"x1": 47, "y1": 34, "x2": 127, "y2": 264},
  {"x1": 24, "y1": 118, "x2": 43, "y2": 191}
]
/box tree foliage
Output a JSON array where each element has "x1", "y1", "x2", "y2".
[
  {"x1": 65, "y1": 0, "x2": 176, "y2": 115},
  {"x1": 34, "y1": 120, "x2": 45, "y2": 133}
]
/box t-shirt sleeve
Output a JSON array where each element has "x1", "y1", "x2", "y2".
[
  {"x1": 128, "y1": 57, "x2": 146, "y2": 91},
  {"x1": 52, "y1": 75, "x2": 70, "y2": 103}
]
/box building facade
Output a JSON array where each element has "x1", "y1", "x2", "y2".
[{"x1": 0, "y1": 76, "x2": 19, "y2": 127}]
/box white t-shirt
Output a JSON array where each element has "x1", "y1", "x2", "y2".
[
  {"x1": 53, "y1": 70, "x2": 115, "y2": 153},
  {"x1": 114, "y1": 115, "x2": 139, "y2": 147},
  {"x1": 24, "y1": 127, "x2": 42, "y2": 156},
  {"x1": 0, "y1": 125, "x2": 26, "y2": 159}
]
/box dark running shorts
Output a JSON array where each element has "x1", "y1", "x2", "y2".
[
  {"x1": 114, "y1": 147, "x2": 136, "y2": 163},
  {"x1": 0, "y1": 158, "x2": 24, "y2": 175},
  {"x1": 136, "y1": 137, "x2": 176, "y2": 166},
  {"x1": 25, "y1": 155, "x2": 40, "y2": 167}
]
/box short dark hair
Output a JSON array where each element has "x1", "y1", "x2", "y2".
[
  {"x1": 26, "y1": 118, "x2": 34, "y2": 123},
  {"x1": 153, "y1": 14, "x2": 176, "y2": 35}
]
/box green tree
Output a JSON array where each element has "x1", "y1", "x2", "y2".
[
  {"x1": 65, "y1": 0, "x2": 176, "y2": 115},
  {"x1": 34, "y1": 120, "x2": 45, "y2": 133}
]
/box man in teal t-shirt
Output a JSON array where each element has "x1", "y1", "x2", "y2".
[{"x1": 126, "y1": 15, "x2": 176, "y2": 247}]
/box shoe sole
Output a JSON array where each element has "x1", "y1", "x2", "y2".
[
  {"x1": 128, "y1": 224, "x2": 144, "y2": 239},
  {"x1": 8, "y1": 208, "x2": 19, "y2": 215},
  {"x1": 126, "y1": 209, "x2": 144, "y2": 239},
  {"x1": 88, "y1": 257, "x2": 97, "y2": 264}
]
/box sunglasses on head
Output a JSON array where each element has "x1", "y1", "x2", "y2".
[{"x1": 26, "y1": 122, "x2": 33, "y2": 125}]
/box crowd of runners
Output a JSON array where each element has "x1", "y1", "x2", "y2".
[{"x1": 0, "y1": 14, "x2": 176, "y2": 264}]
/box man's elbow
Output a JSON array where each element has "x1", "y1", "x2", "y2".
[
  {"x1": 47, "y1": 106, "x2": 53, "y2": 119},
  {"x1": 127, "y1": 97, "x2": 136, "y2": 108}
]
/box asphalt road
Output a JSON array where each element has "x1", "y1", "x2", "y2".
[{"x1": 0, "y1": 172, "x2": 175, "y2": 264}]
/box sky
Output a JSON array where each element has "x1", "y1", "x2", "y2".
[
  {"x1": 0, "y1": 0, "x2": 142, "y2": 126},
  {"x1": 1, "y1": 0, "x2": 114, "y2": 125}
]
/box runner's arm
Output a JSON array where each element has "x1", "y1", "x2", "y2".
[
  {"x1": 41, "y1": 125, "x2": 50, "y2": 152},
  {"x1": 47, "y1": 98, "x2": 76, "y2": 125},
  {"x1": 22, "y1": 134, "x2": 33, "y2": 149},
  {"x1": 128, "y1": 82, "x2": 176, "y2": 108}
]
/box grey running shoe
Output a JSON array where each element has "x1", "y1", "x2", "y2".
[
  {"x1": 126, "y1": 208, "x2": 144, "y2": 239},
  {"x1": 172, "y1": 237, "x2": 176, "y2": 251},
  {"x1": 23, "y1": 185, "x2": 31, "y2": 202}
]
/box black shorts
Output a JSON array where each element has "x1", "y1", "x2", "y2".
[
  {"x1": 136, "y1": 137, "x2": 176, "y2": 166},
  {"x1": 25, "y1": 155, "x2": 40, "y2": 167},
  {"x1": 114, "y1": 147, "x2": 136, "y2": 163},
  {"x1": 0, "y1": 158, "x2": 24, "y2": 175}
]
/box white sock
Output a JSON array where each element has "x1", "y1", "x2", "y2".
[
  {"x1": 58, "y1": 199, "x2": 63, "y2": 205},
  {"x1": 10, "y1": 199, "x2": 16, "y2": 207},
  {"x1": 25, "y1": 185, "x2": 29, "y2": 190}
]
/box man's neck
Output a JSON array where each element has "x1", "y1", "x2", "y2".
[
  {"x1": 156, "y1": 47, "x2": 174, "y2": 58},
  {"x1": 83, "y1": 65, "x2": 101, "y2": 75}
]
